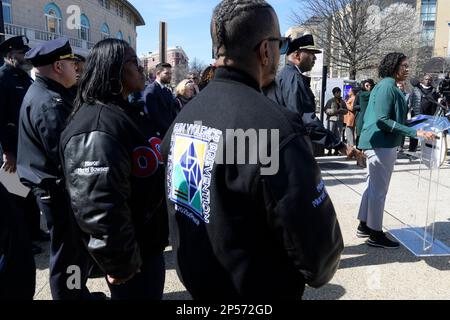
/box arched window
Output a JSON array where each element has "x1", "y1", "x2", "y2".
[
  {"x1": 2, "y1": 0, "x2": 12, "y2": 24},
  {"x1": 44, "y1": 3, "x2": 62, "y2": 35},
  {"x1": 80, "y1": 14, "x2": 90, "y2": 41},
  {"x1": 101, "y1": 23, "x2": 110, "y2": 40},
  {"x1": 116, "y1": 31, "x2": 123, "y2": 40}
]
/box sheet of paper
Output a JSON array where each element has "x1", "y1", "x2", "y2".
[{"x1": 0, "y1": 169, "x2": 30, "y2": 198}]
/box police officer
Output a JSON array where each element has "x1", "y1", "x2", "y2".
[
  {"x1": 0, "y1": 36, "x2": 33, "y2": 171},
  {"x1": 16, "y1": 38, "x2": 92, "y2": 300},
  {"x1": 161, "y1": 0, "x2": 343, "y2": 299},
  {"x1": 0, "y1": 36, "x2": 49, "y2": 255},
  {"x1": 0, "y1": 181, "x2": 36, "y2": 300},
  {"x1": 265, "y1": 34, "x2": 365, "y2": 164}
]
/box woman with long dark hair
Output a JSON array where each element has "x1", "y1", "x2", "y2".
[
  {"x1": 356, "y1": 52, "x2": 434, "y2": 248},
  {"x1": 61, "y1": 39, "x2": 168, "y2": 299}
]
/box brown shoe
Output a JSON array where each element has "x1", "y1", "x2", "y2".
[{"x1": 355, "y1": 150, "x2": 367, "y2": 168}]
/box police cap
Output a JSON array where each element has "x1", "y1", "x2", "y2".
[
  {"x1": 287, "y1": 34, "x2": 322, "y2": 55},
  {"x1": 25, "y1": 37, "x2": 75, "y2": 67},
  {"x1": 0, "y1": 35, "x2": 31, "y2": 57}
]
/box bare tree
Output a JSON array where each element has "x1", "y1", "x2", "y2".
[
  {"x1": 189, "y1": 58, "x2": 207, "y2": 76},
  {"x1": 292, "y1": 0, "x2": 422, "y2": 79}
]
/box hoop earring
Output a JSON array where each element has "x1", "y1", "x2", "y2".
[{"x1": 110, "y1": 78, "x2": 123, "y2": 96}]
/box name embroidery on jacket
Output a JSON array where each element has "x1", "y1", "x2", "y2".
[{"x1": 312, "y1": 180, "x2": 329, "y2": 208}]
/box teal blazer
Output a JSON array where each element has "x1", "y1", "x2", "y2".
[{"x1": 358, "y1": 77, "x2": 416, "y2": 150}]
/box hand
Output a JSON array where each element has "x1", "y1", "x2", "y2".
[
  {"x1": 354, "y1": 149, "x2": 367, "y2": 168},
  {"x1": 107, "y1": 269, "x2": 140, "y2": 285},
  {"x1": 339, "y1": 143, "x2": 354, "y2": 157},
  {"x1": 1, "y1": 152, "x2": 17, "y2": 173},
  {"x1": 417, "y1": 130, "x2": 436, "y2": 141}
]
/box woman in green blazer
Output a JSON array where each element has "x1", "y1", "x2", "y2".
[{"x1": 356, "y1": 52, "x2": 435, "y2": 249}]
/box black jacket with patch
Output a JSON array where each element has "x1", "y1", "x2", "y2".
[
  {"x1": 162, "y1": 67, "x2": 343, "y2": 300},
  {"x1": 60, "y1": 100, "x2": 168, "y2": 278}
]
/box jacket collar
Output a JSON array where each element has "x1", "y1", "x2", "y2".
[
  {"x1": 286, "y1": 61, "x2": 307, "y2": 74},
  {"x1": 382, "y1": 77, "x2": 396, "y2": 86},
  {"x1": 2, "y1": 62, "x2": 32, "y2": 79},
  {"x1": 214, "y1": 67, "x2": 261, "y2": 92},
  {"x1": 35, "y1": 75, "x2": 70, "y2": 96}
]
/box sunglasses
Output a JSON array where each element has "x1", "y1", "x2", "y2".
[{"x1": 254, "y1": 37, "x2": 290, "y2": 55}]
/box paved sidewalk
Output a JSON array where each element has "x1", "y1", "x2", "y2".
[{"x1": 34, "y1": 154, "x2": 450, "y2": 300}]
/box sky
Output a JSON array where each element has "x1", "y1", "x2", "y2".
[{"x1": 130, "y1": 0, "x2": 301, "y2": 66}]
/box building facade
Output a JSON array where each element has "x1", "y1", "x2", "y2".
[
  {"x1": 417, "y1": 0, "x2": 450, "y2": 57},
  {"x1": 1, "y1": 0, "x2": 145, "y2": 56},
  {"x1": 141, "y1": 46, "x2": 189, "y2": 86}
]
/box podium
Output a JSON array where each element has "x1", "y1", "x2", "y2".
[{"x1": 388, "y1": 115, "x2": 450, "y2": 256}]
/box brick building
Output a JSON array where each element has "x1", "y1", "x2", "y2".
[
  {"x1": 140, "y1": 46, "x2": 189, "y2": 86},
  {"x1": 1, "y1": 0, "x2": 145, "y2": 56}
]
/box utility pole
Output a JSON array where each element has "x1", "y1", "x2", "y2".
[
  {"x1": 0, "y1": 1, "x2": 5, "y2": 43},
  {"x1": 0, "y1": 2, "x2": 5, "y2": 67},
  {"x1": 320, "y1": 65, "x2": 328, "y2": 124},
  {"x1": 159, "y1": 21, "x2": 167, "y2": 64}
]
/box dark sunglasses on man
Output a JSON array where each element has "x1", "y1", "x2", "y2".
[{"x1": 254, "y1": 36, "x2": 290, "y2": 55}]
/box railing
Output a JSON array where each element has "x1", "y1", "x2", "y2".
[
  {"x1": 69, "y1": 38, "x2": 82, "y2": 48},
  {"x1": 4, "y1": 23, "x2": 25, "y2": 36},
  {"x1": 4, "y1": 23, "x2": 90, "y2": 52},
  {"x1": 34, "y1": 29, "x2": 61, "y2": 41}
]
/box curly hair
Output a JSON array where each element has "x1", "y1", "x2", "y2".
[
  {"x1": 378, "y1": 52, "x2": 407, "y2": 79},
  {"x1": 211, "y1": 0, "x2": 275, "y2": 59}
]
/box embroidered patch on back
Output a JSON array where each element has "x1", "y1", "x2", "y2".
[{"x1": 167, "y1": 123, "x2": 222, "y2": 225}]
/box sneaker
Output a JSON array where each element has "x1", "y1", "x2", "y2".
[
  {"x1": 356, "y1": 222, "x2": 371, "y2": 238},
  {"x1": 366, "y1": 231, "x2": 400, "y2": 249}
]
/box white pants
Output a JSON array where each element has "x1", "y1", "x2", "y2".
[{"x1": 357, "y1": 148, "x2": 397, "y2": 231}]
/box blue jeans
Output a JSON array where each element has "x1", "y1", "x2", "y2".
[{"x1": 107, "y1": 252, "x2": 165, "y2": 300}]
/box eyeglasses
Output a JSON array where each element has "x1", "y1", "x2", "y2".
[{"x1": 254, "y1": 37, "x2": 290, "y2": 55}]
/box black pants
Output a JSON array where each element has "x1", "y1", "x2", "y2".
[
  {"x1": 107, "y1": 252, "x2": 165, "y2": 300},
  {"x1": 36, "y1": 187, "x2": 91, "y2": 300},
  {"x1": 0, "y1": 183, "x2": 36, "y2": 300},
  {"x1": 408, "y1": 137, "x2": 418, "y2": 152}
]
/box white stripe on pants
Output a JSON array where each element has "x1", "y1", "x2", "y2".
[{"x1": 357, "y1": 148, "x2": 397, "y2": 231}]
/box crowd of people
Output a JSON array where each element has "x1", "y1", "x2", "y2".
[{"x1": 0, "y1": 0, "x2": 446, "y2": 300}]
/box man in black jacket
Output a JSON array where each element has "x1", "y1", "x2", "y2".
[
  {"x1": 0, "y1": 36, "x2": 49, "y2": 254},
  {"x1": 265, "y1": 34, "x2": 361, "y2": 162},
  {"x1": 144, "y1": 63, "x2": 177, "y2": 137},
  {"x1": 161, "y1": 0, "x2": 343, "y2": 300},
  {"x1": 17, "y1": 38, "x2": 93, "y2": 300},
  {"x1": 0, "y1": 182, "x2": 35, "y2": 300}
]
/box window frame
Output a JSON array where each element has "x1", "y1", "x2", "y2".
[
  {"x1": 101, "y1": 23, "x2": 110, "y2": 40},
  {"x1": 44, "y1": 3, "x2": 62, "y2": 35},
  {"x1": 79, "y1": 14, "x2": 90, "y2": 41},
  {"x1": 2, "y1": 0, "x2": 12, "y2": 24}
]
